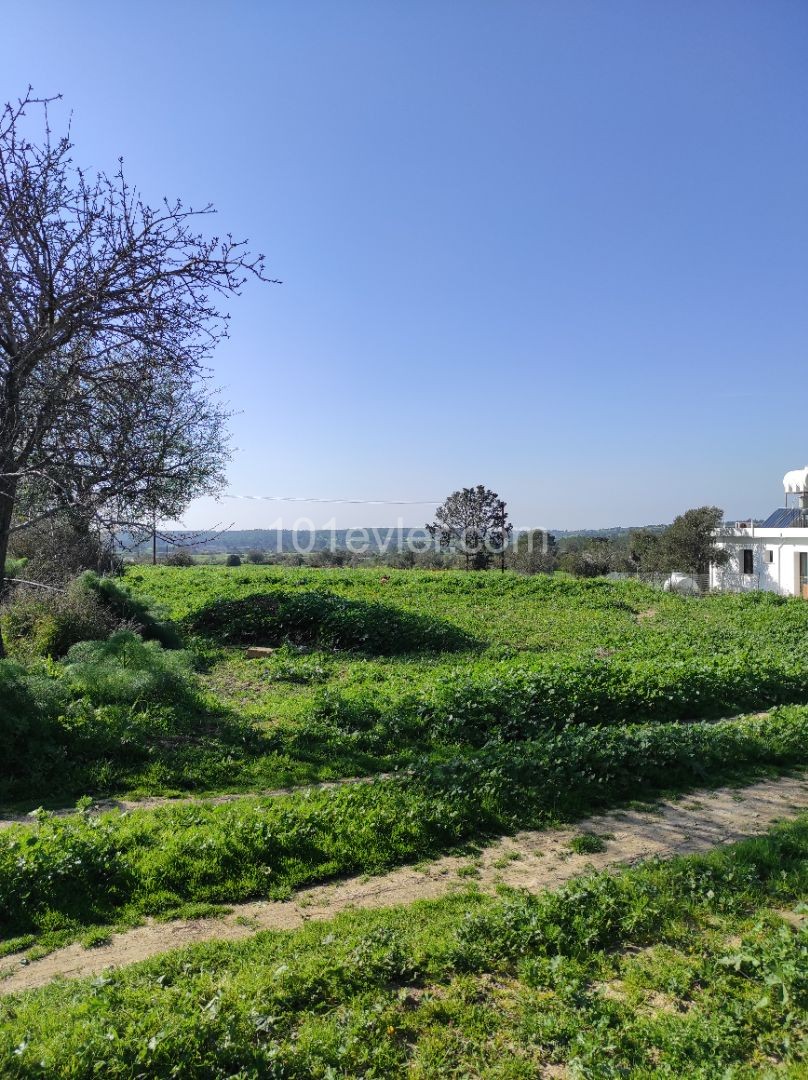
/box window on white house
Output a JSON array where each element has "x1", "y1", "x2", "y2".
[
  {"x1": 765, "y1": 550, "x2": 774, "y2": 563},
  {"x1": 743, "y1": 549, "x2": 754, "y2": 575}
]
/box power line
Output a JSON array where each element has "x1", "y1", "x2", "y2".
[{"x1": 222, "y1": 494, "x2": 439, "y2": 506}]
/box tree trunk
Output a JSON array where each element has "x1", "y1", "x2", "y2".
[{"x1": 0, "y1": 480, "x2": 17, "y2": 659}]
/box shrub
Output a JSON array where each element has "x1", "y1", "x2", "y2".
[
  {"x1": 62, "y1": 632, "x2": 198, "y2": 706},
  {"x1": 77, "y1": 572, "x2": 182, "y2": 648},
  {"x1": 1, "y1": 581, "x2": 119, "y2": 658},
  {"x1": 568, "y1": 832, "x2": 608, "y2": 854},
  {"x1": 7, "y1": 515, "x2": 118, "y2": 583},
  {"x1": 246, "y1": 550, "x2": 265, "y2": 564},
  {"x1": 0, "y1": 659, "x2": 68, "y2": 777},
  {"x1": 186, "y1": 588, "x2": 473, "y2": 654},
  {"x1": 164, "y1": 550, "x2": 195, "y2": 567},
  {"x1": 3, "y1": 556, "x2": 27, "y2": 580},
  {"x1": 225, "y1": 554, "x2": 242, "y2": 567}
]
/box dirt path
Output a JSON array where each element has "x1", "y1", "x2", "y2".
[
  {"x1": 0, "y1": 772, "x2": 396, "y2": 831},
  {"x1": 1, "y1": 772, "x2": 806, "y2": 996}
]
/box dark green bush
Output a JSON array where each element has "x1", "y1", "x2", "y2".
[
  {"x1": 0, "y1": 660, "x2": 68, "y2": 778},
  {"x1": 186, "y1": 588, "x2": 473, "y2": 655}
]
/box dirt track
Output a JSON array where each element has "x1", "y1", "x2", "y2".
[{"x1": 1, "y1": 771, "x2": 806, "y2": 996}]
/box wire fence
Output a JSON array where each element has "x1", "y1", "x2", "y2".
[{"x1": 605, "y1": 571, "x2": 712, "y2": 594}]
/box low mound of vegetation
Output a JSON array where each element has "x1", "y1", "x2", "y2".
[
  {"x1": 1, "y1": 816, "x2": 806, "y2": 1076},
  {"x1": 186, "y1": 587, "x2": 473, "y2": 654}
]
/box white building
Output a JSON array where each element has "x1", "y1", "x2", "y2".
[{"x1": 710, "y1": 466, "x2": 808, "y2": 597}]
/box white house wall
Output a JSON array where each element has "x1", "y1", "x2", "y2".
[{"x1": 711, "y1": 529, "x2": 808, "y2": 596}]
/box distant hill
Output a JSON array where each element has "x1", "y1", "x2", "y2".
[
  {"x1": 550, "y1": 525, "x2": 668, "y2": 539},
  {"x1": 122, "y1": 524, "x2": 670, "y2": 556},
  {"x1": 122, "y1": 528, "x2": 438, "y2": 556}
]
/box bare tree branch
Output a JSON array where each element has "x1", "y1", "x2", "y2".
[{"x1": 0, "y1": 89, "x2": 277, "y2": 651}]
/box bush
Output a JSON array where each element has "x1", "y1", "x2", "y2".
[
  {"x1": 3, "y1": 556, "x2": 27, "y2": 580},
  {"x1": 0, "y1": 633, "x2": 235, "y2": 802},
  {"x1": 0, "y1": 659, "x2": 68, "y2": 778},
  {"x1": 8, "y1": 516, "x2": 118, "y2": 583},
  {"x1": 246, "y1": 550, "x2": 265, "y2": 564},
  {"x1": 164, "y1": 550, "x2": 195, "y2": 567},
  {"x1": 77, "y1": 572, "x2": 182, "y2": 648},
  {"x1": 1, "y1": 581, "x2": 120, "y2": 659},
  {"x1": 186, "y1": 587, "x2": 473, "y2": 654},
  {"x1": 225, "y1": 554, "x2": 242, "y2": 567},
  {"x1": 62, "y1": 632, "x2": 198, "y2": 706}
]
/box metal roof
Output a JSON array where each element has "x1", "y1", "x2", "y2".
[{"x1": 761, "y1": 507, "x2": 807, "y2": 528}]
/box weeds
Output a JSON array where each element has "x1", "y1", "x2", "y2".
[
  {"x1": 0, "y1": 709, "x2": 806, "y2": 942},
  {"x1": 0, "y1": 816, "x2": 806, "y2": 1077}
]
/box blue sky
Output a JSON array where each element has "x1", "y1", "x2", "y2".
[{"x1": 5, "y1": 2, "x2": 808, "y2": 530}]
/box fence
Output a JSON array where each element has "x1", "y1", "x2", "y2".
[{"x1": 605, "y1": 571, "x2": 713, "y2": 594}]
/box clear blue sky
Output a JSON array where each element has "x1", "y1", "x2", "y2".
[{"x1": 5, "y1": 2, "x2": 808, "y2": 530}]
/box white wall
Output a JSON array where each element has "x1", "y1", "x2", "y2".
[{"x1": 711, "y1": 533, "x2": 808, "y2": 596}]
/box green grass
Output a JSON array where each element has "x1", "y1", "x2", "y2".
[
  {"x1": 137, "y1": 565, "x2": 808, "y2": 753},
  {"x1": 568, "y1": 831, "x2": 609, "y2": 855},
  {"x1": 2, "y1": 567, "x2": 808, "y2": 1071},
  {"x1": 6, "y1": 567, "x2": 808, "y2": 808},
  {"x1": 1, "y1": 815, "x2": 806, "y2": 1077},
  {"x1": 1, "y1": 708, "x2": 806, "y2": 946}
]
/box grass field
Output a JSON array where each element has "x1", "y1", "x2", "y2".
[
  {"x1": 5, "y1": 567, "x2": 808, "y2": 807},
  {"x1": 1, "y1": 567, "x2": 808, "y2": 1073},
  {"x1": 1, "y1": 815, "x2": 806, "y2": 1077}
]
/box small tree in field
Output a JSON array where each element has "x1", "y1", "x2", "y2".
[
  {"x1": 0, "y1": 89, "x2": 275, "y2": 653},
  {"x1": 427, "y1": 486, "x2": 513, "y2": 570}
]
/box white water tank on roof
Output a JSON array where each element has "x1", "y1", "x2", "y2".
[{"x1": 783, "y1": 466, "x2": 808, "y2": 493}]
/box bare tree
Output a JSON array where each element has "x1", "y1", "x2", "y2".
[
  {"x1": 0, "y1": 89, "x2": 275, "y2": 651},
  {"x1": 426, "y1": 485, "x2": 513, "y2": 570}
]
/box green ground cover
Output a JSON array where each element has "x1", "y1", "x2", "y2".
[
  {"x1": 139, "y1": 567, "x2": 808, "y2": 768},
  {"x1": 1, "y1": 708, "x2": 806, "y2": 947},
  {"x1": 2, "y1": 814, "x2": 806, "y2": 1078},
  {"x1": 5, "y1": 567, "x2": 808, "y2": 807},
  {"x1": 2, "y1": 568, "x2": 808, "y2": 952},
  {"x1": 3, "y1": 566, "x2": 808, "y2": 1071}
]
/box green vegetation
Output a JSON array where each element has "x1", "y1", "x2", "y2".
[
  {"x1": 4, "y1": 565, "x2": 808, "y2": 810},
  {"x1": 1, "y1": 568, "x2": 808, "y2": 956},
  {"x1": 186, "y1": 586, "x2": 474, "y2": 653},
  {"x1": 568, "y1": 831, "x2": 609, "y2": 855},
  {"x1": 1, "y1": 815, "x2": 806, "y2": 1077},
  {"x1": 2, "y1": 565, "x2": 808, "y2": 1070},
  {"x1": 1, "y1": 708, "x2": 807, "y2": 943}
]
